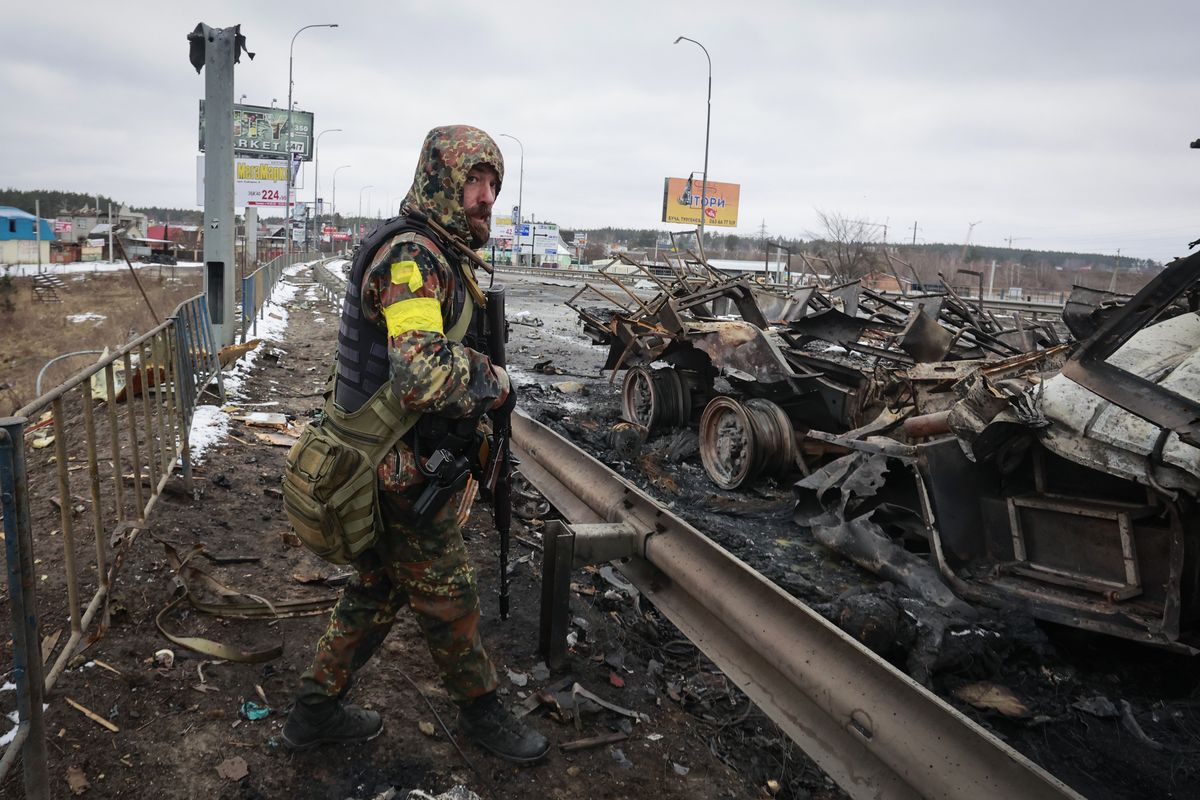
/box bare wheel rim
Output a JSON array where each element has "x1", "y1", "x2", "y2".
[{"x1": 699, "y1": 396, "x2": 753, "y2": 489}]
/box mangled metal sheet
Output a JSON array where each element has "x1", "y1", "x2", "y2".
[
  {"x1": 569, "y1": 249, "x2": 1061, "y2": 487},
  {"x1": 794, "y1": 451, "x2": 974, "y2": 614},
  {"x1": 1039, "y1": 312, "x2": 1200, "y2": 493}
]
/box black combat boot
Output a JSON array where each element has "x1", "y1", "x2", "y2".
[
  {"x1": 458, "y1": 692, "x2": 550, "y2": 764},
  {"x1": 281, "y1": 699, "x2": 383, "y2": 751}
]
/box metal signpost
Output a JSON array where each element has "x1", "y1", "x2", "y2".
[{"x1": 189, "y1": 23, "x2": 245, "y2": 348}]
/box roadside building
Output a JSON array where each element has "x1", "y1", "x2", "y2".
[
  {"x1": 861, "y1": 270, "x2": 904, "y2": 293},
  {"x1": 148, "y1": 224, "x2": 203, "y2": 262},
  {"x1": 0, "y1": 206, "x2": 54, "y2": 264},
  {"x1": 55, "y1": 205, "x2": 149, "y2": 245}
]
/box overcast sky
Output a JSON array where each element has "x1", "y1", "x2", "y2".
[{"x1": 4, "y1": 1, "x2": 1199, "y2": 261}]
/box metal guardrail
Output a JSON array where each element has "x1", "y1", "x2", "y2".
[
  {"x1": 312, "y1": 257, "x2": 349, "y2": 304},
  {"x1": 0, "y1": 293, "x2": 223, "y2": 798},
  {"x1": 514, "y1": 412, "x2": 1082, "y2": 800},
  {"x1": 492, "y1": 265, "x2": 1071, "y2": 315},
  {"x1": 239, "y1": 250, "x2": 323, "y2": 341}
]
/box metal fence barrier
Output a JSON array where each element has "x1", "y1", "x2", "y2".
[
  {"x1": 312, "y1": 257, "x2": 349, "y2": 304},
  {"x1": 0, "y1": 293, "x2": 223, "y2": 798},
  {"x1": 239, "y1": 249, "x2": 323, "y2": 342}
]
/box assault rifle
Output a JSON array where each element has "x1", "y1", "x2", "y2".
[{"x1": 483, "y1": 285, "x2": 514, "y2": 620}]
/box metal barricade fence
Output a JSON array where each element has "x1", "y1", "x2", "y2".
[
  {"x1": 0, "y1": 293, "x2": 223, "y2": 798},
  {"x1": 239, "y1": 249, "x2": 322, "y2": 342},
  {"x1": 312, "y1": 257, "x2": 349, "y2": 305}
]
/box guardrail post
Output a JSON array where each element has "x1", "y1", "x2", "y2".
[
  {"x1": 197, "y1": 295, "x2": 225, "y2": 402},
  {"x1": 173, "y1": 317, "x2": 195, "y2": 496},
  {"x1": 240, "y1": 275, "x2": 251, "y2": 343},
  {"x1": 0, "y1": 417, "x2": 50, "y2": 800}
]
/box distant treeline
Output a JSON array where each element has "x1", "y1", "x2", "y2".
[
  {"x1": 0, "y1": 189, "x2": 1161, "y2": 271},
  {"x1": 0, "y1": 188, "x2": 204, "y2": 225},
  {"x1": 570, "y1": 226, "x2": 1159, "y2": 272}
]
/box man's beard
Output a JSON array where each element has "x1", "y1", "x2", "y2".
[
  {"x1": 463, "y1": 203, "x2": 491, "y2": 247},
  {"x1": 467, "y1": 215, "x2": 490, "y2": 248}
]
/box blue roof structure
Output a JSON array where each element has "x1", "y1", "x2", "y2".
[{"x1": 0, "y1": 206, "x2": 55, "y2": 241}]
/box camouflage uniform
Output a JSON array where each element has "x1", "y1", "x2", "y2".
[{"x1": 297, "y1": 125, "x2": 506, "y2": 708}]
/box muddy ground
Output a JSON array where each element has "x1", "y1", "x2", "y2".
[{"x1": 2, "y1": 265, "x2": 1198, "y2": 799}]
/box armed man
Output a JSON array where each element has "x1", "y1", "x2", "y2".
[{"x1": 279, "y1": 124, "x2": 548, "y2": 764}]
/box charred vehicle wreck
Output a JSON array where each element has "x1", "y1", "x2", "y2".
[
  {"x1": 917, "y1": 251, "x2": 1200, "y2": 651},
  {"x1": 571, "y1": 246, "x2": 1200, "y2": 652}
]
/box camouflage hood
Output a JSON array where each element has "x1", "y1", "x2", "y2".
[{"x1": 403, "y1": 125, "x2": 504, "y2": 243}]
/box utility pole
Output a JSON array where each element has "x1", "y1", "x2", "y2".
[
  {"x1": 35, "y1": 199, "x2": 42, "y2": 274},
  {"x1": 675, "y1": 37, "x2": 712, "y2": 246},
  {"x1": 285, "y1": 23, "x2": 338, "y2": 265},
  {"x1": 1108, "y1": 249, "x2": 1122, "y2": 292},
  {"x1": 911, "y1": 221, "x2": 918, "y2": 246},
  {"x1": 187, "y1": 22, "x2": 247, "y2": 347}
]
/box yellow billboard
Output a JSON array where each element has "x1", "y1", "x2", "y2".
[{"x1": 662, "y1": 177, "x2": 740, "y2": 227}]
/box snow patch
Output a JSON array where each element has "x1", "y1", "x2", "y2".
[
  {"x1": 1, "y1": 261, "x2": 202, "y2": 277},
  {"x1": 66, "y1": 312, "x2": 106, "y2": 323},
  {"x1": 223, "y1": 266, "x2": 308, "y2": 398},
  {"x1": 0, "y1": 711, "x2": 19, "y2": 748},
  {"x1": 188, "y1": 405, "x2": 230, "y2": 464},
  {"x1": 0, "y1": 704, "x2": 48, "y2": 748}
]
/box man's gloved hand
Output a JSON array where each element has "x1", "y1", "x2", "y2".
[{"x1": 490, "y1": 366, "x2": 517, "y2": 415}]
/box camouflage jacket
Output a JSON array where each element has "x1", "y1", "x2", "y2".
[{"x1": 361, "y1": 125, "x2": 507, "y2": 495}]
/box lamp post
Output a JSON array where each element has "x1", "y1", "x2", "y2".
[
  {"x1": 674, "y1": 36, "x2": 712, "y2": 248},
  {"x1": 313, "y1": 128, "x2": 342, "y2": 252},
  {"x1": 499, "y1": 133, "x2": 523, "y2": 265},
  {"x1": 332, "y1": 165, "x2": 350, "y2": 243},
  {"x1": 357, "y1": 185, "x2": 374, "y2": 244},
  {"x1": 285, "y1": 22, "x2": 338, "y2": 263}
]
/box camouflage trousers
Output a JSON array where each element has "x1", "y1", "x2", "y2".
[{"x1": 297, "y1": 485, "x2": 498, "y2": 707}]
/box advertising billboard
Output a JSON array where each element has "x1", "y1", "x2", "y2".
[
  {"x1": 490, "y1": 214, "x2": 515, "y2": 241},
  {"x1": 489, "y1": 217, "x2": 562, "y2": 254},
  {"x1": 198, "y1": 101, "x2": 315, "y2": 161},
  {"x1": 195, "y1": 155, "x2": 297, "y2": 207},
  {"x1": 661, "y1": 177, "x2": 740, "y2": 228}
]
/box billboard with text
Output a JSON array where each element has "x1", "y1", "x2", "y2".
[
  {"x1": 198, "y1": 101, "x2": 314, "y2": 161},
  {"x1": 196, "y1": 155, "x2": 298, "y2": 207},
  {"x1": 661, "y1": 177, "x2": 740, "y2": 228}
]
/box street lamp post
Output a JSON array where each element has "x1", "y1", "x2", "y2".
[
  {"x1": 313, "y1": 128, "x2": 342, "y2": 253},
  {"x1": 499, "y1": 133, "x2": 523, "y2": 265},
  {"x1": 357, "y1": 185, "x2": 375, "y2": 244},
  {"x1": 285, "y1": 22, "x2": 338, "y2": 264},
  {"x1": 674, "y1": 36, "x2": 712, "y2": 249},
  {"x1": 332, "y1": 165, "x2": 350, "y2": 244}
]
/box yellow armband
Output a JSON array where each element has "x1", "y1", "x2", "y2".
[{"x1": 383, "y1": 298, "x2": 444, "y2": 337}]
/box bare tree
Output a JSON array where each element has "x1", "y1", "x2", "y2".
[{"x1": 808, "y1": 210, "x2": 885, "y2": 281}]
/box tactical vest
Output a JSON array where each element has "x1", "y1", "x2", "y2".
[
  {"x1": 280, "y1": 216, "x2": 483, "y2": 564},
  {"x1": 336, "y1": 215, "x2": 475, "y2": 413}
]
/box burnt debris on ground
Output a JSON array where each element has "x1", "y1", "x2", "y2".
[{"x1": 544, "y1": 248, "x2": 1200, "y2": 798}]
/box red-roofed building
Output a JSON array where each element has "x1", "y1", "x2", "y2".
[{"x1": 147, "y1": 225, "x2": 202, "y2": 261}]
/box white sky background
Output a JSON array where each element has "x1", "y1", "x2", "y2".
[{"x1": 3, "y1": 0, "x2": 1200, "y2": 262}]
